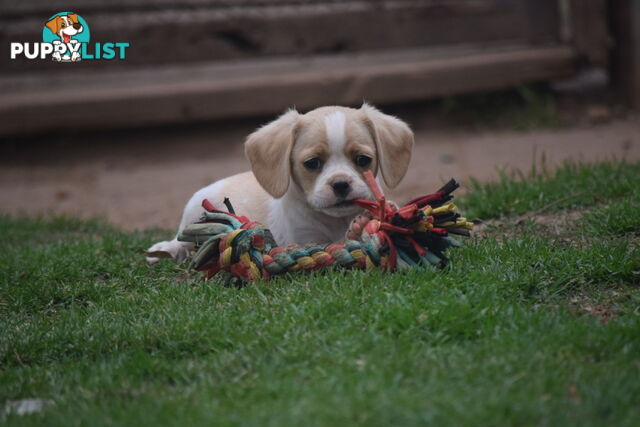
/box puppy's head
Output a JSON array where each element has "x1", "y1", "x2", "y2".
[
  {"x1": 45, "y1": 14, "x2": 83, "y2": 39},
  {"x1": 245, "y1": 104, "x2": 414, "y2": 218}
]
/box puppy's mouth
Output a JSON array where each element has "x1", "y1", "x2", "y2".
[
  {"x1": 63, "y1": 33, "x2": 71, "y2": 43},
  {"x1": 332, "y1": 199, "x2": 355, "y2": 208},
  {"x1": 317, "y1": 197, "x2": 368, "y2": 217}
]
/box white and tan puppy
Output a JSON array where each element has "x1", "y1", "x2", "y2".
[{"x1": 146, "y1": 104, "x2": 413, "y2": 264}]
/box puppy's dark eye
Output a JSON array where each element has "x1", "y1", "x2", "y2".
[
  {"x1": 303, "y1": 158, "x2": 322, "y2": 171},
  {"x1": 355, "y1": 154, "x2": 372, "y2": 168}
]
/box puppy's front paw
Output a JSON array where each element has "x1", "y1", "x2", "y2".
[{"x1": 145, "y1": 240, "x2": 191, "y2": 265}]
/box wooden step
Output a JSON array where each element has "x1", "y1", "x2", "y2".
[
  {"x1": 0, "y1": 44, "x2": 577, "y2": 136},
  {"x1": 1, "y1": 0, "x2": 560, "y2": 72}
]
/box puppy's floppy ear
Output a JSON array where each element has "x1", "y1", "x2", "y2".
[
  {"x1": 45, "y1": 16, "x2": 62, "y2": 35},
  {"x1": 68, "y1": 14, "x2": 79, "y2": 24},
  {"x1": 245, "y1": 109, "x2": 299, "y2": 198},
  {"x1": 361, "y1": 103, "x2": 414, "y2": 189},
  {"x1": 360, "y1": 103, "x2": 413, "y2": 188}
]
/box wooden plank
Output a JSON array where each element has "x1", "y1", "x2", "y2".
[
  {"x1": 1, "y1": 0, "x2": 560, "y2": 73},
  {"x1": 0, "y1": 0, "x2": 549, "y2": 16},
  {"x1": 610, "y1": 0, "x2": 640, "y2": 108},
  {"x1": 0, "y1": 44, "x2": 577, "y2": 136}
]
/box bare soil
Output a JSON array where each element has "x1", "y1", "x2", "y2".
[{"x1": 1, "y1": 113, "x2": 638, "y2": 231}]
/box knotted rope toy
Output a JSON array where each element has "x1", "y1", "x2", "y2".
[{"x1": 178, "y1": 171, "x2": 472, "y2": 284}]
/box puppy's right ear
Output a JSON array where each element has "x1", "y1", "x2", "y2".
[
  {"x1": 45, "y1": 17, "x2": 62, "y2": 35},
  {"x1": 245, "y1": 109, "x2": 299, "y2": 198}
]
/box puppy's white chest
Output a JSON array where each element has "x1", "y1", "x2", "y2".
[{"x1": 267, "y1": 198, "x2": 350, "y2": 245}]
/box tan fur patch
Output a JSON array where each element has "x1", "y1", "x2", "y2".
[
  {"x1": 244, "y1": 109, "x2": 298, "y2": 198},
  {"x1": 360, "y1": 104, "x2": 414, "y2": 188}
]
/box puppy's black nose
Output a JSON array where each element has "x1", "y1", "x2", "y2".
[
  {"x1": 73, "y1": 23, "x2": 82, "y2": 30},
  {"x1": 332, "y1": 181, "x2": 351, "y2": 198}
]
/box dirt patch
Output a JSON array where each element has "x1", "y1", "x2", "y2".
[
  {"x1": 0, "y1": 115, "x2": 638, "y2": 231},
  {"x1": 473, "y1": 209, "x2": 587, "y2": 243},
  {"x1": 567, "y1": 289, "x2": 628, "y2": 324}
]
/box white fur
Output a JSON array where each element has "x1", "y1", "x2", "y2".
[
  {"x1": 324, "y1": 111, "x2": 346, "y2": 148},
  {"x1": 267, "y1": 184, "x2": 352, "y2": 245}
]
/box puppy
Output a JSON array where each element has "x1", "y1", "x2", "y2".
[
  {"x1": 45, "y1": 14, "x2": 83, "y2": 62},
  {"x1": 146, "y1": 104, "x2": 414, "y2": 264}
]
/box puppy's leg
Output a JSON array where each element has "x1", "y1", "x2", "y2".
[{"x1": 145, "y1": 239, "x2": 193, "y2": 265}]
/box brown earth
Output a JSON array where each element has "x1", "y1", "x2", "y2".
[{"x1": 1, "y1": 113, "x2": 638, "y2": 231}]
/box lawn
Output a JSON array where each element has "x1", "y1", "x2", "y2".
[{"x1": 1, "y1": 161, "x2": 639, "y2": 426}]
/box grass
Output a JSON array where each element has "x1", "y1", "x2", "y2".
[
  {"x1": 1, "y1": 161, "x2": 639, "y2": 426},
  {"x1": 463, "y1": 159, "x2": 640, "y2": 220},
  {"x1": 442, "y1": 85, "x2": 559, "y2": 130}
]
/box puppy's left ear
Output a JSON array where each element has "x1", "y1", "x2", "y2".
[
  {"x1": 245, "y1": 109, "x2": 299, "y2": 198},
  {"x1": 361, "y1": 103, "x2": 414, "y2": 189},
  {"x1": 68, "y1": 14, "x2": 79, "y2": 24}
]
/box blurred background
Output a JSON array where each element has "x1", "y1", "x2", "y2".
[{"x1": 0, "y1": 0, "x2": 638, "y2": 229}]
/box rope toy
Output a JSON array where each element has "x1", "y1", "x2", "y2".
[{"x1": 178, "y1": 171, "x2": 472, "y2": 284}]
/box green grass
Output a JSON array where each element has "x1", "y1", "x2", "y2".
[
  {"x1": 1, "y1": 161, "x2": 639, "y2": 426},
  {"x1": 442, "y1": 85, "x2": 559, "y2": 130},
  {"x1": 462, "y1": 160, "x2": 640, "y2": 220}
]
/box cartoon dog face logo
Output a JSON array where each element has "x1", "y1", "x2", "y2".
[
  {"x1": 45, "y1": 14, "x2": 83, "y2": 43},
  {"x1": 45, "y1": 14, "x2": 84, "y2": 62}
]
